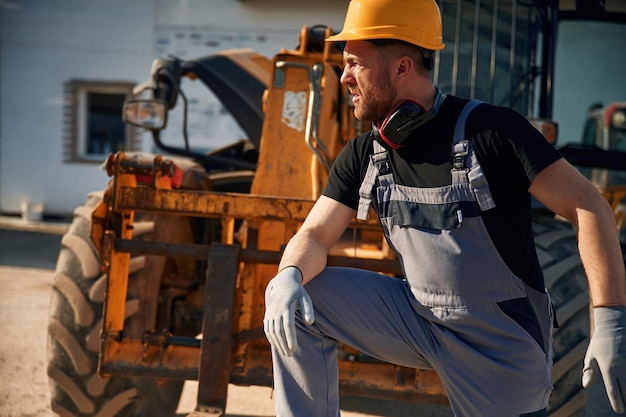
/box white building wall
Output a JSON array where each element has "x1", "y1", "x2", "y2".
[
  {"x1": 155, "y1": 0, "x2": 346, "y2": 36},
  {"x1": 0, "y1": 0, "x2": 156, "y2": 216},
  {"x1": 0, "y1": 0, "x2": 347, "y2": 217}
]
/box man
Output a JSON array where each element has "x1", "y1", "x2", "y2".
[{"x1": 263, "y1": 0, "x2": 626, "y2": 416}]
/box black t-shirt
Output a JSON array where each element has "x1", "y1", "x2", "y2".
[{"x1": 322, "y1": 95, "x2": 563, "y2": 291}]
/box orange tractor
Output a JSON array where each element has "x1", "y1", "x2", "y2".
[{"x1": 47, "y1": 4, "x2": 626, "y2": 417}]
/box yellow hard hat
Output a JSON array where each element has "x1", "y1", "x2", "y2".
[{"x1": 326, "y1": 0, "x2": 444, "y2": 50}]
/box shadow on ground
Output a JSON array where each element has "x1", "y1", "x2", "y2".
[{"x1": 0, "y1": 229, "x2": 62, "y2": 270}]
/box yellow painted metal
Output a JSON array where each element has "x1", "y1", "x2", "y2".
[
  {"x1": 90, "y1": 198, "x2": 109, "y2": 260},
  {"x1": 102, "y1": 231, "x2": 130, "y2": 334},
  {"x1": 115, "y1": 186, "x2": 316, "y2": 221},
  {"x1": 250, "y1": 26, "x2": 349, "y2": 199},
  {"x1": 99, "y1": 336, "x2": 200, "y2": 379},
  {"x1": 221, "y1": 216, "x2": 235, "y2": 244},
  {"x1": 251, "y1": 53, "x2": 329, "y2": 199},
  {"x1": 102, "y1": 172, "x2": 136, "y2": 335},
  {"x1": 598, "y1": 184, "x2": 626, "y2": 233}
]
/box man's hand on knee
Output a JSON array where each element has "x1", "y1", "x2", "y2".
[{"x1": 263, "y1": 266, "x2": 315, "y2": 356}]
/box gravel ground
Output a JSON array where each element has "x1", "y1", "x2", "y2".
[{"x1": 0, "y1": 265, "x2": 53, "y2": 417}]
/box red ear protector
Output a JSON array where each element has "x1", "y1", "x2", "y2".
[{"x1": 372, "y1": 87, "x2": 444, "y2": 149}]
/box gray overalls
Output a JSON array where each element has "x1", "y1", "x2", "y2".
[{"x1": 271, "y1": 101, "x2": 554, "y2": 417}]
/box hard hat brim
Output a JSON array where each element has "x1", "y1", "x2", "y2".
[{"x1": 326, "y1": 29, "x2": 444, "y2": 50}]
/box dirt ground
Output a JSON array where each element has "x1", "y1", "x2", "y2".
[{"x1": 0, "y1": 265, "x2": 53, "y2": 417}]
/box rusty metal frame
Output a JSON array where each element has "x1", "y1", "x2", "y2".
[
  {"x1": 97, "y1": 152, "x2": 443, "y2": 416},
  {"x1": 195, "y1": 243, "x2": 240, "y2": 414}
]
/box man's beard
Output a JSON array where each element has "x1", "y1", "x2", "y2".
[{"x1": 354, "y1": 73, "x2": 396, "y2": 122}]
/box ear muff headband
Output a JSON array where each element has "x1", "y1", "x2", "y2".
[{"x1": 373, "y1": 87, "x2": 444, "y2": 149}]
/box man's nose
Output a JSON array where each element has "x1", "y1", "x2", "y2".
[{"x1": 339, "y1": 67, "x2": 351, "y2": 86}]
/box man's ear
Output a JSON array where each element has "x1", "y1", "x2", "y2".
[{"x1": 394, "y1": 55, "x2": 413, "y2": 80}]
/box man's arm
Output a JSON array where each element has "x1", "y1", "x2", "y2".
[
  {"x1": 528, "y1": 158, "x2": 625, "y2": 307},
  {"x1": 263, "y1": 195, "x2": 356, "y2": 356},
  {"x1": 278, "y1": 195, "x2": 356, "y2": 284},
  {"x1": 529, "y1": 157, "x2": 626, "y2": 413}
]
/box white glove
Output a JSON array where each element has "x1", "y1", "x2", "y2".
[
  {"x1": 582, "y1": 306, "x2": 626, "y2": 414},
  {"x1": 263, "y1": 266, "x2": 315, "y2": 356}
]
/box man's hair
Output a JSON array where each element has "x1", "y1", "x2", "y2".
[{"x1": 368, "y1": 39, "x2": 435, "y2": 72}]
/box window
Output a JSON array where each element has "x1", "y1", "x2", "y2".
[
  {"x1": 581, "y1": 118, "x2": 598, "y2": 147},
  {"x1": 435, "y1": 0, "x2": 538, "y2": 115},
  {"x1": 64, "y1": 80, "x2": 141, "y2": 163}
]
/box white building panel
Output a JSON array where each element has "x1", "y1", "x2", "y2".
[
  {"x1": 1, "y1": 0, "x2": 156, "y2": 216},
  {"x1": 0, "y1": 0, "x2": 346, "y2": 217}
]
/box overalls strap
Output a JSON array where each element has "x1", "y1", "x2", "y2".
[
  {"x1": 452, "y1": 100, "x2": 496, "y2": 211},
  {"x1": 357, "y1": 140, "x2": 391, "y2": 220}
]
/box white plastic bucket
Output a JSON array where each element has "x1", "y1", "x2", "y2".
[{"x1": 20, "y1": 201, "x2": 44, "y2": 222}]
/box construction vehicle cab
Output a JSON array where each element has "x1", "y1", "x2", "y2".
[{"x1": 583, "y1": 102, "x2": 626, "y2": 152}]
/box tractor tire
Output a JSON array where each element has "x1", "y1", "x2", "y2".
[
  {"x1": 533, "y1": 210, "x2": 590, "y2": 417},
  {"x1": 47, "y1": 191, "x2": 185, "y2": 417}
]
